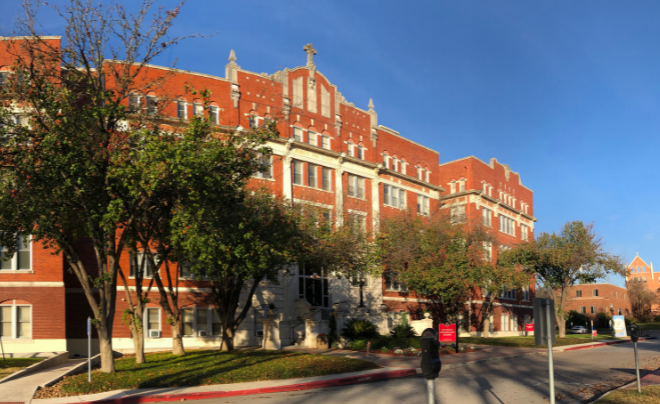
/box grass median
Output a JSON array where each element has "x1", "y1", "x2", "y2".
[
  {"x1": 459, "y1": 333, "x2": 622, "y2": 348},
  {"x1": 35, "y1": 349, "x2": 380, "y2": 398},
  {"x1": 0, "y1": 358, "x2": 44, "y2": 379},
  {"x1": 599, "y1": 386, "x2": 660, "y2": 403}
]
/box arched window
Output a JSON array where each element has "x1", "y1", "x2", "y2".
[
  {"x1": 0, "y1": 299, "x2": 31, "y2": 339},
  {"x1": 176, "y1": 97, "x2": 187, "y2": 119},
  {"x1": 0, "y1": 66, "x2": 9, "y2": 87},
  {"x1": 292, "y1": 122, "x2": 303, "y2": 141},
  {"x1": 209, "y1": 103, "x2": 220, "y2": 124},
  {"x1": 192, "y1": 99, "x2": 203, "y2": 117},
  {"x1": 145, "y1": 92, "x2": 157, "y2": 115},
  {"x1": 382, "y1": 152, "x2": 389, "y2": 168}
]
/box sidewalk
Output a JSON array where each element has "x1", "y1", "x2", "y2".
[{"x1": 0, "y1": 358, "x2": 86, "y2": 404}]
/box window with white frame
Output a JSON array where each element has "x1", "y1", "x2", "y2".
[
  {"x1": 254, "y1": 308, "x2": 264, "y2": 336},
  {"x1": 347, "y1": 174, "x2": 365, "y2": 198},
  {"x1": 321, "y1": 135, "x2": 330, "y2": 149},
  {"x1": 248, "y1": 114, "x2": 258, "y2": 129},
  {"x1": 482, "y1": 207, "x2": 492, "y2": 227},
  {"x1": 348, "y1": 213, "x2": 367, "y2": 233},
  {"x1": 593, "y1": 289, "x2": 599, "y2": 297},
  {"x1": 176, "y1": 100, "x2": 187, "y2": 119},
  {"x1": 500, "y1": 288, "x2": 515, "y2": 300},
  {"x1": 579, "y1": 306, "x2": 586, "y2": 314},
  {"x1": 425, "y1": 170, "x2": 430, "y2": 182},
  {"x1": 459, "y1": 179, "x2": 466, "y2": 192},
  {"x1": 501, "y1": 314, "x2": 509, "y2": 332},
  {"x1": 322, "y1": 167, "x2": 332, "y2": 191},
  {"x1": 146, "y1": 94, "x2": 157, "y2": 115},
  {"x1": 521, "y1": 224, "x2": 529, "y2": 240},
  {"x1": 193, "y1": 102, "x2": 203, "y2": 117},
  {"x1": 308, "y1": 163, "x2": 317, "y2": 188},
  {"x1": 209, "y1": 106, "x2": 219, "y2": 124},
  {"x1": 417, "y1": 166, "x2": 423, "y2": 180},
  {"x1": 292, "y1": 126, "x2": 303, "y2": 141},
  {"x1": 384, "y1": 184, "x2": 406, "y2": 209},
  {"x1": 292, "y1": 77, "x2": 303, "y2": 108},
  {"x1": 392, "y1": 157, "x2": 398, "y2": 172},
  {"x1": 253, "y1": 154, "x2": 272, "y2": 179},
  {"x1": 179, "y1": 261, "x2": 208, "y2": 279},
  {"x1": 511, "y1": 315, "x2": 518, "y2": 331},
  {"x1": 308, "y1": 130, "x2": 318, "y2": 146},
  {"x1": 450, "y1": 181, "x2": 456, "y2": 194},
  {"x1": 182, "y1": 306, "x2": 222, "y2": 337},
  {"x1": 401, "y1": 160, "x2": 406, "y2": 175},
  {"x1": 383, "y1": 154, "x2": 389, "y2": 168},
  {"x1": 346, "y1": 142, "x2": 354, "y2": 157},
  {"x1": 307, "y1": 77, "x2": 317, "y2": 112},
  {"x1": 128, "y1": 93, "x2": 140, "y2": 112},
  {"x1": 146, "y1": 307, "x2": 161, "y2": 336},
  {"x1": 417, "y1": 194, "x2": 430, "y2": 216},
  {"x1": 499, "y1": 215, "x2": 516, "y2": 236},
  {"x1": 450, "y1": 205, "x2": 466, "y2": 224},
  {"x1": 483, "y1": 241, "x2": 492, "y2": 262},
  {"x1": 129, "y1": 252, "x2": 159, "y2": 278},
  {"x1": 482, "y1": 182, "x2": 488, "y2": 194},
  {"x1": 0, "y1": 302, "x2": 31, "y2": 339},
  {"x1": 357, "y1": 145, "x2": 365, "y2": 160},
  {"x1": 522, "y1": 286, "x2": 530, "y2": 301},
  {"x1": 0, "y1": 234, "x2": 31, "y2": 271},
  {"x1": 321, "y1": 86, "x2": 330, "y2": 117},
  {"x1": 298, "y1": 264, "x2": 329, "y2": 307},
  {"x1": 293, "y1": 161, "x2": 303, "y2": 185},
  {"x1": 385, "y1": 271, "x2": 407, "y2": 292}
]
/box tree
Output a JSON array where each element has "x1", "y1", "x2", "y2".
[
  {"x1": 628, "y1": 281, "x2": 658, "y2": 321},
  {"x1": 498, "y1": 221, "x2": 625, "y2": 338},
  {"x1": 377, "y1": 212, "x2": 528, "y2": 337}
]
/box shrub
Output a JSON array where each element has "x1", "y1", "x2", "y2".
[
  {"x1": 380, "y1": 347, "x2": 389, "y2": 353},
  {"x1": 351, "y1": 340, "x2": 368, "y2": 350},
  {"x1": 340, "y1": 318, "x2": 380, "y2": 341},
  {"x1": 653, "y1": 315, "x2": 660, "y2": 323},
  {"x1": 390, "y1": 323, "x2": 418, "y2": 338},
  {"x1": 565, "y1": 310, "x2": 590, "y2": 329}
]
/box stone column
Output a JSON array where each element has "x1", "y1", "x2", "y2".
[
  {"x1": 282, "y1": 155, "x2": 293, "y2": 200},
  {"x1": 262, "y1": 317, "x2": 281, "y2": 350},
  {"x1": 335, "y1": 156, "x2": 345, "y2": 226},
  {"x1": 371, "y1": 165, "x2": 381, "y2": 234}
]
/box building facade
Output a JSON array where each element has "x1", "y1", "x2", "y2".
[
  {"x1": 563, "y1": 283, "x2": 631, "y2": 321},
  {"x1": 0, "y1": 38, "x2": 537, "y2": 356}
]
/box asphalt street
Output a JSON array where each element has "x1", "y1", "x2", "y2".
[{"x1": 176, "y1": 337, "x2": 660, "y2": 404}]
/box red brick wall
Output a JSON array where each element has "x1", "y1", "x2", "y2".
[
  {"x1": 0, "y1": 287, "x2": 66, "y2": 339},
  {"x1": 564, "y1": 283, "x2": 632, "y2": 319}
]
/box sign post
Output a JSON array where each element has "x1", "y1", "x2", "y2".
[
  {"x1": 630, "y1": 324, "x2": 641, "y2": 393},
  {"x1": 534, "y1": 298, "x2": 556, "y2": 404},
  {"x1": 439, "y1": 323, "x2": 456, "y2": 345},
  {"x1": 87, "y1": 317, "x2": 91, "y2": 383}
]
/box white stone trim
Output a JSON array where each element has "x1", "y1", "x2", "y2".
[{"x1": 0, "y1": 282, "x2": 64, "y2": 287}]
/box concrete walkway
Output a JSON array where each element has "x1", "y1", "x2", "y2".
[{"x1": 0, "y1": 359, "x2": 85, "y2": 404}]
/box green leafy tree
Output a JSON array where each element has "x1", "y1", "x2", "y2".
[
  {"x1": 499, "y1": 221, "x2": 625, "y2": 338},
  {"x1": 628, "y1": 280, "x2": 658, "y2": 321}
]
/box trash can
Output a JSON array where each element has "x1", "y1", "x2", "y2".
[{"x1": 316, "y1": 333, "x2": 329, "y2": 349}]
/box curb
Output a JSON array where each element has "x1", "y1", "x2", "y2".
[
  {"x1": 591, "y1": 364, "x2": 660, "y2": 403},
  {"x1": 61, "y1": 368, "x2": 417, "y2": 404},
  {"x1": 557, "y1": 337, "x2": 655, "y2": 352}
]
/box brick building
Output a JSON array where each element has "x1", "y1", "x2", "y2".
[
  {"x1": 0, "y1": 38, "x2": 538, "y2": 356},
  {"x1": 563, "y1": 283, "x2": 631, "y2": 321}
]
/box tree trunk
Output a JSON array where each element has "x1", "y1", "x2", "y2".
[
  {"x1": 556, "y1": 288, "x2": 566, "y2": 338},
  {"x1": 482, "y1": 317, "x2": 491, "y2": 338},
  {"x1": 481, "y1": 296, "x2": 494, "y2": 338},
  {"x1": 131, "y1": 325, "x2": 145, "y2": 364},
  {"x1": 98, "y1": 326, "x2": 115, "y2": 373},
  {"x1": 221, "y1": 327, "x2": 235, "y2": 352},
  {"x1": 170, "y1": 319, "x2": 185, "y2": 356}
]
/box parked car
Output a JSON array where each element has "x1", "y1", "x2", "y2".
[{"x1": 570, "y1": 326, "x2": 587, "y2": 334}]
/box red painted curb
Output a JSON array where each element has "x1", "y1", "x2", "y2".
[
  {"x1": 560, "y1": 337, "x2": 654, "y2": 352},
  {"x1": 69, "y1": 368, "x2": 417, "y2": 404}
]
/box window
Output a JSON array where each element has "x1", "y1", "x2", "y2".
[
  {"x1": 347, "y1": 175, "x2": 365, "y2": 198},
  {"x1": 425, "y1": 170, "x2": 430, "y2": 182},
  {"x1": 521, "y1": 224, "x2": 529, "y2": 240},
  {"x1": 308, "y1": 164, "x2": 317, "y2": 188},
  {"x1": 417, "y1": 194, "x2": 430, "y2": 216},
  {"x1": 501, "y1": 314, "x2": 509, "y2": 332},
  {"x1": 631, "y1": 267, "x2": 635, "y2": 273},
  {"x1": 357, "y1": 145, "x2": 364, "y2": 160},
  {"x1": 253, "y1": 155, "x2": 272, "y2": 179},
  {"x1": 177, "y1": 100, "x2": 187, "y2": 119},
  {"x1": 293, "y1": 126, "x2": 303, "y2": 142},
  {"x1": 392, "y1": 158, "x2": 398, "y2": 172},
  {"x1": 383, "y1": 154, "x2": 389, "y2": 168},
  {"x1": 0, "y1": 302, "x2": 31, "y2": 339},
  {"x1": 643, "y1": 266, "x2": 647, "y2": 272},
  {"x1": 321, "y1": 135, "x2": 330, "y2": 149},
  {"x1": 576, "y1": 290, "x2": 582, "y2": 297},
  {"x1": 308, "y1": 130, "x2": 318, "y2": 146},
  {"x1": 193, "y1": 102, "x2": 203, "y2": 117},
  {"x1": 459, "y1": 179, "x2": 466, "y2": 192},
  {"x1": 511, "y1": 315, "x2": 517, "y2": 331},
  {"x1": 254, "y1": 308, "x2": 264, "y2": 337},
  {"x1": 0, "y1": 234, "x2": 31, "y2": 271},
  {"x1": 298, "y1": 264, "x2": 329, "y2": 307},
  {"x1": 593, "y1": 289, "x2": 599, "y2": 297},
  {"x1": 0, "y1": 70, "x2": 9, "y2": 87},
  {"x1": 129, "y1": 252, "x2": 159, "y2": 278},
  {"x1": 322, "y1": 167, "x2": 332, "y2": 191},
  {"x1": 346, "y1": 142, "x2": 354, "y2": 157},
  {"x1": 579, "y1": 306, "x2": 586, "y2": 314},
  {"x1": 482, "y1": 208, "x2": 492, "y2": 227},
  {"x1": 384, "y1": 184, "x2": 406, "y2": 209},
  {"x1": 182, "y1": 307, "x2": 221, "y2": 337},
  {"x1": 292, "y1": 77, "x2": 303, "y2": 108},
  {"x1": 321, "y1": 86, "x2": 330, "y2": 117},
  {"x1": 179, "y1": 261, "x2": 208, "y2": 279},
  {"x1": 500, "y1": 288, "x2": 515, "y2": 300},
  {"x1": 293, "y1": 161, "x2": 303, "y2": 185},
  {"x1": 209, "y1": 106, "x2": 219, "y2": 124},
  {"x1": 450, "y1": 205, "x2": 466, "y2": 224},
  {"x1": 385, "y1": 271, "x2": 407, "y2": 292},
  {"x1": 483, "y1": 242, "x2": 492, "y2": 261},
  {"x1": 499, "y1": 215, "x2": 516, "y2": 236},
  {"x1": 644, "y1": 277, "x2": 647, "y2": 283},
  {"x1": 417, "y1": 166, "x2": 423, "y2": 180},
  {"x1": 348, "y1": 213, "x2": 367, "y2": 233},
  {"x1": 450, "y1": 182, "x2": 456, "y2": 194},
  {"x1": 522, "y1": 286, "x2": 530, "y2": 301},
  {"x1": 146, "y1": 95, "x2": 157, "y2": 115},
  {"x1": 590, "y1": 306, "x2": 596, "y2": 314},
  {"x1": 128, "y1": 94, "x2": 140, "y2": 112},
  {"x1": 307, "y1": 78, "x2": 317, "y2": 112},
  {"x1": 146, "y1": 308, "x2": 160, "y2": 335},
  {"x1": 248, "y1": 114, "x2": 258, "y2": 129}
]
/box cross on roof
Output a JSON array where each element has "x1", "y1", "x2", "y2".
[{"x1": 303, "y1": 43, "x2": 317, "y2": 68}]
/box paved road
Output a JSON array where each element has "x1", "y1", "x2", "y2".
[{"x1": 178, "y1": 338, "x2": 660, "y2": 404}]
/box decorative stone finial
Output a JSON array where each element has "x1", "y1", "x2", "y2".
[
  {"x1": 368, "y1": 98, "x2": 375, "y2": 111},
  {"x1": 229, "y1": 49, "x2": 236, "y2": 62},
  {"x1": 303, "y1": 43, "x2": 317, "y2": 68}
]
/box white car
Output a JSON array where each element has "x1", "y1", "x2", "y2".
[{"x1": 570, "y1": 326, "x2": 587, "y2": 334}]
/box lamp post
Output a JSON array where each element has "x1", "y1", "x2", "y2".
[{"x1": 357, "y1": 277, "x2": 365, "y2": 308}]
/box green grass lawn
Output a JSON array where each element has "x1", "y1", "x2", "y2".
[
  {"x1": 0, "y1": 358, "x2": 43, "y2": 379},
  {"x1": 53, "y1": 350, "x2": 380, "y2": 396},
  {"x1": 459, "y1": 333, "x2": 621, "y2": 348},
  {"x1": 599, "y1": 386, "x2": 660, "y2": 403}
]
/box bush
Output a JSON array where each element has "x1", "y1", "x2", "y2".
[
  {"x1": 390, "y1": 323, "x2": 418, "y2": 338},
  {"x1": 340, "y1": 318, "x2": 380, "y2": 341},
  {"x1": 351, "y1": 340, "x2": 368, "y2": 350},
  {"x1": 653, "y1": 315, "x2": 660, "y2": 323},
  {"x1": 565, "y1": 310, "x2": 590, "y2": 329}
]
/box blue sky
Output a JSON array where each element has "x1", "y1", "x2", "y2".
[{"x1": 2, "y1": 0, "x2": 658, "y2": 286}]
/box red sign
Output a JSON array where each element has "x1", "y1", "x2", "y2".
[
  {"x1": 439, "y1": 324, "x2": 456, "y2": 342},
  {"x1": 525, "y1": 324, "x2": 534, "y2": 332},
  {"x1": 592, "y1": 330, "x2": 597, "y2": 337}
]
